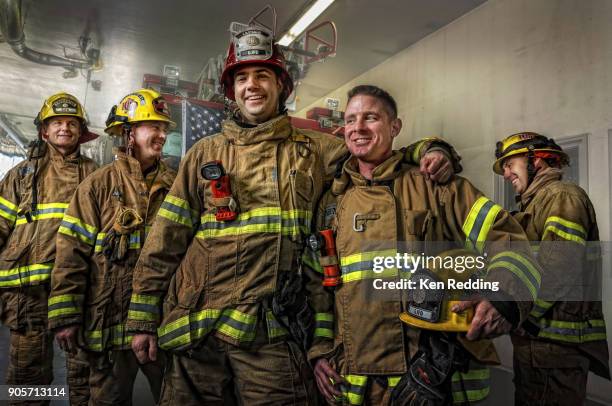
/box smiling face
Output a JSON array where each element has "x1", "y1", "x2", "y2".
[
  {"x1": 344, "y1": 94, "x2": 402, "y2": 166},
  {"x1": 129, "y1": 120, "x2": 168, "y2": 169},
  {"x1": 233, "y1": 65, "x2": 282, "y2": 124},
  {"x1": 502, "y1": 155, "x2": 529, "y2": 194},
  {"x1": 42, "y1": 116, "x2": 81, "y2": 155}
]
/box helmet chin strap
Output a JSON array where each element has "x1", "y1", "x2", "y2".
[{"x1": 526, "y1": 146, "x2": 537, "y2": 187}]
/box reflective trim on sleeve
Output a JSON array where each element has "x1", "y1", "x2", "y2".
[
  {"x1": 314, "y1": 312, "x2": 334, "y2": 339},
  {"x1": 127, "y1": 294, "x2": 161, "y2": 322},
  {"x1": 158, "y1": 195, "x2": 199, "y2": 227},
  {"x1": 0, "y1": 263, "x2": 53, "y2": 287},
  {"x1": 59, "y1": 215, "x2": 98, "y2": 246},
  {"x1": 0, "y1": 196, "x2": 18, "y2": 223},
  {"x1": 462, "y1": 197, "x2": 502, "y2": 253},
  {"x1": 543, "y1": 216, "x2": 587, "y2": 245},
  {"x1": 488, "y1": 251, "x2": 541, "y2": 300},
  {"x1": 529, "y1": 299, "x2": 555, "y2": 319},
  {"x1": 48, "y1": 294, "x2": 84, "y2": 319}
]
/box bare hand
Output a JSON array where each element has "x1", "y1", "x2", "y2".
[
  {"x1": 132, "y1": 333, "x2": 158, "y2": 364},
  {"x1": 452, "y1": 299, "x2": 513, "y2": 340},
  {"x1": 420, "y1": 151, "x2": 452, "y2": 183},
  {"x1": 55, "y1": 325, "x2": 79, "y2": 354},
  {"x1": 313, "y1": 358, "x2": 345, "y2": 402}
]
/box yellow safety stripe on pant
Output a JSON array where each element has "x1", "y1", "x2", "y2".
[
  {"x1": 0, "y1": 263, "x2": 54, "y2": 287},
  {"x1": 462, "y1": 197, "x2": 502, "y2": 253},
  {"x1": 340, "y1": 249, "x2": 398, "y2": 283},
  {"x1": 265, "y1": 310, "x2": 288, "y2": 339},
  {"x1": 314, "y1": 313, "x2": 334, "y2": 339},
  {"x1": 85, "y1": 323, "x2": 134, "y2": 351},
  {"x1": 338, "y1": 375, "x2": 368, "y2": 405},
  {"x1": 451, "y1": 367, "x2": 490, "y2": 404},
  {"x1": 128, "y1": 294, "x2": 161, "y2": 322},
  {"x1": 159, "y1": 194, "x2": 199, "y2": 228},
  {"x1": 529, "y1": 299, "x2": 555, "y2": 319},
  {"x1": 543, "y1": 216, "x2": 587, "y2": 245},
  {"x1": 196, "y1": 207, "x2": 311, "y2": 239},
  {"x1": 0, "y1": 196, "x2": 18, "y2": 224},
  {"x1": 94, "y1": 231, "x2": 141, "y2": 253},
  {"x1": 157, "y1": 308, "x2": 258, "y2": 350},
  {"x1": 15, "y1": 202, "x2": 69, "y2": 226},
  {"x1": 536, "y1": 318, "x2": 607, "y2": 343},
  {"x1": 48, "y1": 294, "x2": 84, "y2": 319},
  {"x1": 59, "y1": 215, "x2": 98, "y2": 246},
  {"x1": 488, "y1": 251, "x2": 541, "y2": 301},
  {"x1": 302, "y1": 248, "x2": 323, "y2": 274}
]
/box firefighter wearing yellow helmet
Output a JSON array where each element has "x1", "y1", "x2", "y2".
[
  {"x1": 0, "y1": 92, "x2": 98, "y2": 405},
  {"x1": 49, "y1": 88, "x2": 176, "y2": 404},
  {"x1": 494, "y1": 132, "x2": 609, "y2": 405}
]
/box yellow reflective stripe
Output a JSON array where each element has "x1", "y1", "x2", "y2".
[
  {"x1": 265, "y1": 311, "x2": 288, "y2": 339},
  {"x1": 0, "y1": 196, "x2": 17, "y2": 211},
  {"x1": 545, "y1": 216, "x2": 586, "y2": 235},
  {"x1": 85, "y1": 323, "x2": 134, "y2": 351},
  {"x1": 48, "y1": 294, "x2": 84, "y2": 319},
  {"x1": 159, "y1": 195, "x2": 198, "y2": 227},
  {"x1": 543, "y1": 216, "x2": 587, "y2": 245},
  {"x1": 59, "y1": 215, "x2": 98, "y2": 245},
  {"x1": 537, "y1": 318, "x2": 607, "y2": 343},
  {"x1": 339, "y1": 375, "x2": 368, "y2": 405},
  {"x1": 387, "y1": 376, "x2": 402, "y2": 388},
  {"x1": 157, "y1": 308, "x2": 259, "y2": 349},
  {"x1": 0, "y1": 263, "x2": 53, "y2": 287},
  {"x1": 452, "y1": 367, "x2": 490, "y2": 403},
  {"x1": 128, "y1": 294, "x2": 161, "y2": 322},
  {"x1": 0, "y1": 196, "x2": 17, "y2": 223},
  {"x1": 462, "y1": 197, "x2": 502, "y2": 252},
  {"x1": 314, "y1": 312, "x2": 334, "y2": 339},
  {"x1": 196, "y1": 207, "x2": 311, "y2": 239},
  {"x1": 530, "y1": 299, "x2": 554, "y2": 318},
  {"x1": 489, "y1": 251, "x2": 541, "y2": 300},
  {"x1": 94, "y1": 232, "x2": 141, "y2": 252},
  {"x1": 301, "y1": 249, "x2": 323, "y2": 274},
  {"x1": 15, "y1": 202, "x2": 70, "y2": 225},
  {"x1": 340, "y1": 249, "x2": 398, "y2": 283}
]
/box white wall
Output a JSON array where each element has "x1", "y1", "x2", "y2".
[{"x1": 297, "y1": 0, "x2": 612, "y2": 403}]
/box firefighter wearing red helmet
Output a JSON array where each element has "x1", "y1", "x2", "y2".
[
  {"x1": 0, "y1": 92, "x2": 98, "y2": 405},
  {"x1": 126, "y1": 18, "x2": 459, "y2": 405}
]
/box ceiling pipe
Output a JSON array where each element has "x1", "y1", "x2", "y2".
[
  {"x1": 0, "y1": 0, "x2": 92, "y2": 69},
  {"x1": 0, "y1": 114, "x2": 27, "y2": 153}
]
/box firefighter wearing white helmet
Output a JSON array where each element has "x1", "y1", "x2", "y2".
[
  {"x1": 0, "y1": 92, "x2": 98, "y2": 405},
  {"x1": 49, "y1": 89, "x2": 176, "y2": 404},
  {"x1": 494, "y1": 132, "x2": 609, "y2": 405}
]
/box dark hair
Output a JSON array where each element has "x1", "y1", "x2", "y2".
[{"x1": 347, "y1": 85, "x2": 398, "y2": 119}]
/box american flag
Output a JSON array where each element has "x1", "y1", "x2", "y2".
[{"x1": 185, "y1": 101, "x2": 224, "y2": 150}]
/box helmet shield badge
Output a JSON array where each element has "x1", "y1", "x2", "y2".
[{"x1": 233, "y1": 26, "x2": 274, "y2": 62}]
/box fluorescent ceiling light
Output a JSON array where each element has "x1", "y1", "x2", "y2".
[{"x1": 277, "y1": 0, "x2": 335, "y2": 46}]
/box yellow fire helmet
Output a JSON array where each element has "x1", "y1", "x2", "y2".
[
  {"x1": 34, "y1": 92, "x2": 99, "y2": 144},
  {"x1": 104, "y1": 88, "x2": 176, "y2": 136},
  {"x1": 493, "y1": 132, "x2": 569, "y2": 175},
  {"x1": 399, "y1": 249, "x2": 488, "y2": 332}
]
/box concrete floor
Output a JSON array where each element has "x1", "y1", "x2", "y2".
[{"x1": 0, "y1": 326, "x2": 608, "y2": 405}]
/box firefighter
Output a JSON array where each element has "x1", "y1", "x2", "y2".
[
  {"x1": 48, "y1": 89, "x2": 176, "y2": 405},
  {"x1": 124, "y1": 19, "x2": 456, "y2": 405},
  {"x1": 0, "y1": 92, "x2": 98, "y2": 405},
  {"x1": 310, "y1": 85, "x2": 542, "y2": 405},
  {"x1": 493, "y1": 132, "x2": 610, "y2": 405}
]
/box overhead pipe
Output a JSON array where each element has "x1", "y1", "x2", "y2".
[
  {"x1": 0, "y1": 114, "x2": 27, "y2": 153},
  {"x1": 0, "y1": 0, "x2": 92, "y2": 69}
]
